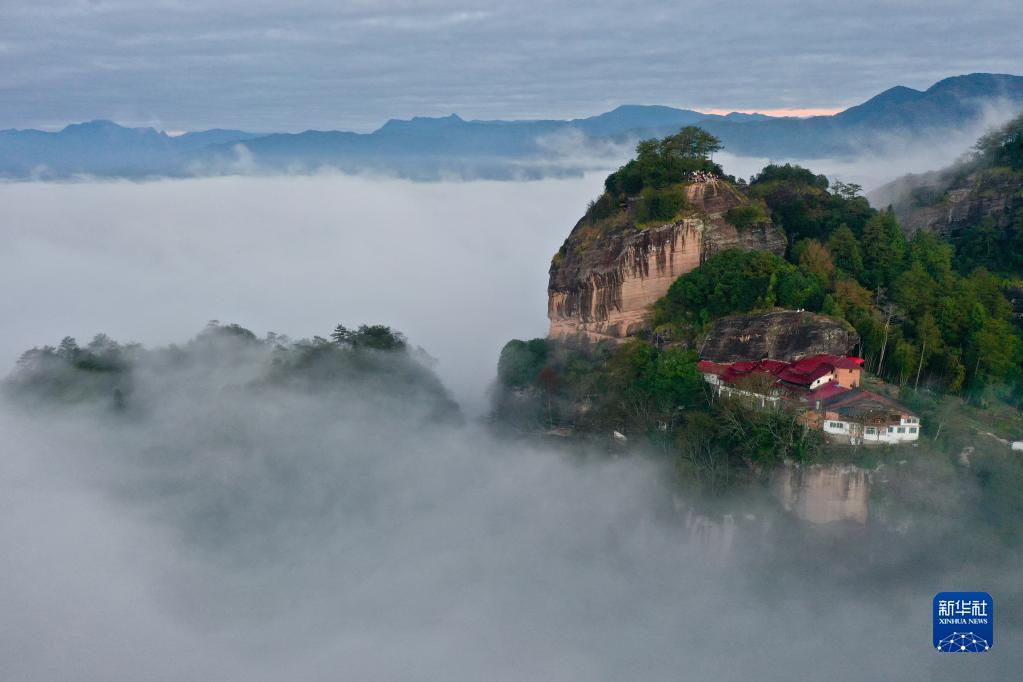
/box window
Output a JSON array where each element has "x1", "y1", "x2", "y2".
[
  {"x1": 887, "y1": 427, "x2": 894, "y2": 433},
  {"x1": 909, "y1": 427, "x2": 917, "y2": 434},
  {"x1": 865, "y1": 427, "x2": 876, "y2": 435},
  {"x1": 897, "y1": 427, "x2": 906, "y2": 434},
  {"x1": 828, "y1": 421, "x2": 845, "y2": 429}
]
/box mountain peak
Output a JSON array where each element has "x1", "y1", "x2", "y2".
[
  {"x1": 925, "y1": 72, "x2": 1023, "y2": 97},
  {"x1": 59, "y1": 119, "x2": 165, "y2": 138},
  {"x1": 62, "y1": 119, "x2": 124, "y2": 132},
  {"x1": 376, "y1": 113, "x2": 466, "y2": 134}
]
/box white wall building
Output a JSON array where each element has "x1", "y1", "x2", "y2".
[{"x1": 822, "y1": 415, "x2": 920, "y2": 445}]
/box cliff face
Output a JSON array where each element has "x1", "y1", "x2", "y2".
[
  {"x1": 771, "y1": 464, "x2": 871, "y2": 525},
  {"x1": 699, "y1": 310, "x2": 860, "y2": 362},
  {"x1": 895, "y1": 168, "x2": 1023, "y2": 238},
  {"x1": 548, "y1": 180, "x2": 786, "y2": 341}
]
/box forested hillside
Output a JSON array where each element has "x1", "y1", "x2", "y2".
[{"x1": 494, "y1": 120, "x2": 1023, "y2": 478}]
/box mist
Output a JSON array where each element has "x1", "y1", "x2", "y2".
[
  {"x1": 2, "y1": 173, "x2": 1022, "y2": 680},
  {"x1": 716, "y1": 100, "x2": 1023, "y2": 192},
  {"x1": 0, "y1": 173, "x2": 600, "y2": 413},
  {"x1": 2, "y1": 331, "x2": 1020, "y2": 680}
]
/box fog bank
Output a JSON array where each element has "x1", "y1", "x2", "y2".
[
  {"x1": 2, "y1": 173, "x2": 1022, "y2": 680},
  {"x1": 0, "y1": 174, "x2": 600, "y2": 413},
  {"x1": 2, "y1": 353, "x2": 1020, "y2": 680}
]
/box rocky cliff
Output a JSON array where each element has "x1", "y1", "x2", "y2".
[
  {"x1": 771, "y1": 463, "x2": 871, "y2": 525},
  {"x1": 889, "y1": 167, "x2": 1023, "y2": 238},
  {"x1": 699, "y1": 310, "x2": 860, "y2": 362},
  {"x1": 548, "y1": 180, "x2": 786, "y2": 341}
]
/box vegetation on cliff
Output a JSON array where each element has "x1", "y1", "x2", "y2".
[
  {"x1": 580, "y1": 126, "x2": 739, "y2": 228},
  {"x1": 496, "y1": 117, "x2": 1023, "y2": 491},
  {"x1": 548, "y1": 126, "x2": 785, "y2": 341},
  {"x1": 493, "y1": 335, "x2": 821, "y2": 486},
  {"x1": 643, "y1": 152, "x2": 1023, "y2": 398},
  {"x1": 950, "y1": 113, "x2": 1023, "y2": 274},
  {"x1": 652, "y1": 249, "x2": 824, "y2": 328},
  {"x1": 882, "y1": 113, "x2": 1023, "y2": 275},
  {"x1": 746, "y1": 164, "x2": 874, "y2": 250},
  {"x1": 975, "y1": 111, "x2": 1023, "y2": 171}
]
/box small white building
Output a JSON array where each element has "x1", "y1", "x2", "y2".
[
  {"x1": 822, "y1": 414, "x2": 920, "y2": 445},
  {"x1": 818, "y1": 392, "x2": 920, "y2": 445}
]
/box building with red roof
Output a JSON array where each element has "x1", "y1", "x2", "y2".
[{"x1": 698, "y1": 353, "x2": 918, "y2": 445}]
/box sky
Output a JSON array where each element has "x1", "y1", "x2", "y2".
[{"x1": 2, "y1": 0, "x2": 1022, "y2": 132}]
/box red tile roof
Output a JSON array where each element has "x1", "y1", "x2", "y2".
[
  {"x1": 699, "y1": 354, "x2": 865, "y2": 392},
  {"x1": 808, "y1": 382, "x2": 847, "y2": 401},
  {"x1": 697, "y1": 360, "x2": 729, "y2": 376},
  {"x1": 758, "y1": 359, "x2": 789, "y2": 373}
]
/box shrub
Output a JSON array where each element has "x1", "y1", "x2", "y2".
[{"x1": 635, "y1": 185, "x2": 688, "y2": 224}]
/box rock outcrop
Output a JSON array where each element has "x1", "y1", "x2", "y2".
[
  {"x1": 771, "y1": 463, "x2": 871, "y2": 525},
  {"x1": 548, "y1": 180, "x2": 786, "y2": 341},
  {"x1": 893, "y1": 168, "x2": 1023, "y2": 238},
  {"x1": 699, "y1": 310, "x2": 859, "y2": 362}
]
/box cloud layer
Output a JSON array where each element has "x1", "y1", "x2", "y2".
[
  {"x1": 0, "y1": 173, "x2": 601, "y2": 412},
  {"x1": 2, "y1": 174, "x2": 1022, "y2": 679},
  {"x1": 3, "y1": 1, "x2": 1022, "y2": 131},
  {"x1": 2, "y1": 333, "x2": 1021, "y2": 680}
]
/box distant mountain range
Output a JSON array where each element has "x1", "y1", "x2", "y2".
[{"x1": 2, "y1": 73, "x2": 1022, "y2": 180}]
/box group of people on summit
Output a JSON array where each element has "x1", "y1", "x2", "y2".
[{"x1": 688, "y1": 170, "x2": 717, "y2": 183}]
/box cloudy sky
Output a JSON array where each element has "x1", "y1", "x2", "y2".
[{"x1": 2, "y1": 0, "x2": 1022, "y2": 132}]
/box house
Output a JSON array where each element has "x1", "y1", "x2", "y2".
[
  {"x1": 698, "y1": 354, "x2": 919, "y2": 445},
  {"x1": 698, "y1": 354, "x2": 863, "y2": 400},
  {"x1": 815, "y1": 389, "x2": 920, "y2": 445}
]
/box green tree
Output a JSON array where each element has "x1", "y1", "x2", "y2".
[
  {"x1": 795, "y1": 239, "x2": 835, "y2": 288},
  {"x1": 497, "y1": 339, "x2": 550, "y2": 388},
  {"x1": 974, "y1": 112, "x2": 1023, "y2": 169},
  {"x1": 635, "y1": 186, "x2": 688, "y2": 224},
  {"x1": 350, "y1": 325, "x2": 407, "y2": 351},
  {"x1": 828, "y1": 224, "x2": 864, "y2": 277},
  {"x1": 908, "y1": 229, "x2": 954, "y2": 279},
  {"x1": 603, "y1": 126, "x2": 723, "y2": 198},
  {"x1": 966, "y1": 317, "x2": 1021, "y2": 388},
  {"x1": 957, "y1": 217, "x2": 1000, "y2": 274},
  {"x1": 653, "y1": 249, "x2": 823, "y2": 327},
  {"x1": 860, "y1": 209, "x2": 906, "y2": 290},
  {"x1": 330, "y1": 324, "x2": 351, "y2": 345}
]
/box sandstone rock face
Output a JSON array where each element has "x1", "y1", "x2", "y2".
[
  {"x1": 548, "y1": 180, "x2": 786, "y2": 341},
  {"x1": 699, "y1": 310, "x2": 859, "y2": 362},
  {"x1": 771, "y1": 463, "x2": 870, "y2": 525},
  {"x1": 894, "y1": 169, "x2": 1023, "y2": 238}
]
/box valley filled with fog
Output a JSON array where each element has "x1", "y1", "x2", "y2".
[
  {"x1": 1, "y1": 170, "x2": 1020, "y2": 680},
  {"x1": 0, "y1": 119, "x2": 1004, "y2": 403},
  {"x1": 0, "y1": 173, "x2": 601, "y2": 412}
]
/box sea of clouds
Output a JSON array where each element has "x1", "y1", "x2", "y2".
[{"x1": 1, "y1": 169, "x2": 1020, "y2": 680}]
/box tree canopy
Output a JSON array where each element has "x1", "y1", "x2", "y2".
[
  {"x1": 975, "y1": 112, "x2": 1023, "y2": 170},
  {"x1": 652, "y1": 249, "x2": 824, "y2": 328},
  {"x1": 587, "y1": 127, "x2": 723, "y2": 221}
]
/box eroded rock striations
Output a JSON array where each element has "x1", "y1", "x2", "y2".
[
  {"x1": 548, "y1": 180, "x2": 786, "y2": 341},
  {"x1": 699, "y1": 310, "x2": 860, "y2": 363},
  {"x1": 894, "y1": 169, "x2": 1023, "y2": 238},
  {"x1": 771, "y1": 463, "x2": 871, "y2": 525}
]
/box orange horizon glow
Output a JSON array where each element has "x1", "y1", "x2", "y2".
[{"x1": 705, "y1": 107, "x2": 843, "y2": 118}]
